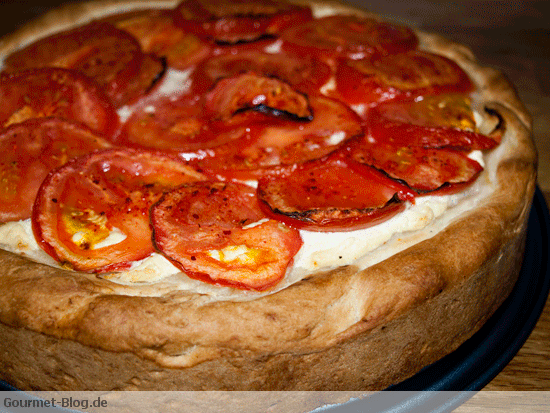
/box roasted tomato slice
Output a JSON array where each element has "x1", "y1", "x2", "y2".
[
  {"x1": 257, "y1": 154, "x2": 416, "y2": 231},
  {"x1": 336, "y1": 51, "x2": 473, "y2": 106},
  {"x1": 0, "y1": 68, "x2": 118, "y2": 136},
  {"x1": 117, "y1": 52, "x2": 167, "y2": 107},
  {"x1": 196, "y1": 95, "x2": 363, "y2": 180},
  {"x1": 151, "y1": 181, "x2": 302, "y2": 291},
  {"x1": 173, "y1": 0, "x2": 312, "y2": 43},
  {"x1": 280, "y1": 15, "x2": 418, "y2": 60},
  {"x1": 3, "y1": 22, "x2": 163, "y2": 107},
  {"x1": 117, "y1": 93, "x2": 250, "y2": 153},
  {"x1": 367, "y1": 105, "x2": 499, "y2": 151},
  {"x1": 344, "y1": 136, "x2": 483, "y2": 193},
  {"x1": 0, "y1": 118, "x2": 112, "y2": 223},
  {"x1": 191, "y1": 50, "x2": 331, "y2": 96},
  {"x1": 204, "y1": 72, "x2": 312, "y2": 121},
  {"x1": 104, "y1": 8, "x2": 211, "y2": 70},
  {"x1": 32, "y1": 148, "x2": 206, "y2": 272},
  {"x1": 373, "y1": 94, "x2": 478, "y2": 131}
]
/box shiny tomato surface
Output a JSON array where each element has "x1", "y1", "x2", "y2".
[
  {"x1": 0, "y1": 68, "x2": 118, "y2": 136},
  {"x1": 196, "y1": 96, "x2": 363, "y2": 180},
  {"x1": 336, "y1": 51, "x2": 473, "y2": 106},
  {"x1": 174, "y1": 0, "x2": 312, "y2": 43},
  {"x1": 3, "y1": 22, "x2": 165, "y2": 107},
  {"x1": 152, "y1": 181, "x2": 303, "y2": 290},
  {"x1": 257, "y1": 154, "x2": 416, "y2": 231},
  {"x1": 0, "y1": 118, "x2": 112, "y2": 222},
  {"x1": 280, "y1": 14, "x2": 417, "y2": 60},
  {"x1": 32, "y1": 148, "x2": 207, "y2": 272},
  {"x1": 105, "y1": 8, "x2": 211, "y2": 70},
  {"x1": 344, "y1": 136, "x2": 483, "y2": 193}
]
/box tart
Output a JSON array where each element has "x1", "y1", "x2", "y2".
[{"x1": 0, "y1": 0, "x2": 537, "y2": 392}]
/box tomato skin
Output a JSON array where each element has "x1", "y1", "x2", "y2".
[
  {"x1": 257, "y1": 154, "x2": 416, "y2": 232},
  {"x1": 173, "y1": 0, "x2": 313, "y2": 43},
  {"x1": 0, "y1": 118, "x2": 112, "y2": 223},
  {"x1": 204, "y1": 72, "x2": 312, "y2": 121},
  {"x1": 104, "y1": 8, "x2": 211, "y2": 70},
  {"x1": 32, "y1": 148, "x2": 207, "y2": 273},
  {"x1": 191, "y1": 50, "x2": 331, "y2": 96},
  {"x1": 367, "y1": 106, "x2": 500, "y2": 151},
  {"x1": 115, "y1": 52, "x2": 167, "y2": 107},
  {"x1": 195, "y1": 96, "x2": 364, "y2": 181},
  {"x1": 335, "y1": 51, "x2": 473, "y2": 106},
  {"x1": 151, "y1": 181, "x2": 303, "y2": 291},
  {"x1": 371, "y1": 94, "x2": 478, "y2": 131},
  {"x1": 280, "y1": 15, "x2": 418, "y2": 60},
  {"x1": 0, "y1": 68, "x2": 118, "y2": 137},
  {"x1": 343, "y1": 135, "x2": 483, "y2": 193},
  {"x1": 3, "y1": 22, "x2": 164, "y2": 107},
  {"x1": 117, "y1": 92, "x2": 256, "y2": 153}
]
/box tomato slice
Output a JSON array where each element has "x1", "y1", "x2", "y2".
[
  {"x1": 32, "y1": 148, "x2": 207, "y2": 272},
  {"x1": 373, "y1": 94, "x2": 478, "y2": 131},
  {"x1": 104, "y1": 9, "x2": 211, "y2": 70},
  {"x1": 204, "y1": 72, "x2": 312, "y2": 121},
  {"x1": 335, "y1": 51, "x2": 473, "y2": 106},
  {"x1": 367, "y1": 106, "x2": 499, "y2": 151},
  {"x1": 0, "y1": 118, "x2": 112, "y2": 223},
  {"x1": 280, "y1": 15, "x2": 418, "y2": 60},
  {"x1": 344, "y1": 136, "x2": 483, "y2": 193},
  {"x1": 191, "y1": 50, "x2": 331, "y2": 96},
  {"x1": 173, "y1": 0, "x2": 312, "y2": 43},
  {"x1": 257, "y1": 154, "x2": 416, "y2": 231},
  {"x1": 195, "y1": 95, "x2": 364, "y2": 180},
  {"x1": 0, "y1": 68, "x2": 118, "y2": 136},
  {"x1": 114, "y1": 52, "x2": 167, "y2": 107},
  {"x1": 3, "y1": 22, "x2": 164, "y2": 107},
  {"x1": 117, "y1": 93, "x2": 250, "y2": 153},
  {"x1": 151, "y1": 181, "x2": 302, "y2": 291}
]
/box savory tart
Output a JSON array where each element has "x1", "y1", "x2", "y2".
[{"x1": 0, "y1": 0, "x2": 536, "y2": 391}]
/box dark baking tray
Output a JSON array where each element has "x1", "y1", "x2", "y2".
[
  {"x1": 332, "y1": 187, "x2": 550, "y2": 412},
  {"x1": 0, "y1": 189, "x2": 548, "y2": 413}
]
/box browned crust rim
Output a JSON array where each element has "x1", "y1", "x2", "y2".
[{"x1": 0, "y1": 0, "x2": 538, "y2": 390}]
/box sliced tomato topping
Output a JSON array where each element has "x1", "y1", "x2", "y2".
[
  {"x1": 367, "y1": 106, "x2": 499, "y2": 151},
  {"x1": 0, "y1": 68, "x2": 118, "y2": 136},
  {"x1": 3, "y1": 22, "x2": 164, "y2": 107},
  {"x1": 344, "y1": 136, "x2": 483, "y2": 193},
  {"x1": 257, "y1": 154, "x2": 416, "y2": 231},
  {"x1": 336, "y1": 51, "x2": 473, "y2": 106},
  {"x1": 280, "y1": 15, "x2": 418, "y2": 60},
  {"x1": 204, "y1": 72, "x2": 312, "y2": 121},
  {"x1": 104, "y1": 9, "x2": 211, "y2": 70},
  {"x1": 117, "y1": 93, "x2": 250, "y2": 153},
  {"x1": 151, "y1": 181, "x2": 302, "y2": 291},
  {"x1": 32, "y1": 148, "x2": 207, "y2": 272},
  {"x1": 191, "y1": 50, "x2": 331, "y2": 96},
  {"x1": 0, "y1": 118, "x2": 112, "y2": 223},
  {"x1": 195, "y1": 95, "x2": 363, "y2": 180},
  {"x1": 173, "y1": 0, "x2": 312, "y2": 43},
  {"x1": 115, "y1": 52, "x2": 167, "y2": 107},
  {"x1": 373, "y1": 94, "x2": 478, "y2": 131}
]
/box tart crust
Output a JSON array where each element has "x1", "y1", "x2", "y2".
[{"x1": 0, "y1": 0, "x2": 537, "y2": 391}]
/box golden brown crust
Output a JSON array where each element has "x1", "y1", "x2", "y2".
[{"x1": 0, "y1": 0, "x2": 537, "y2": 391}]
